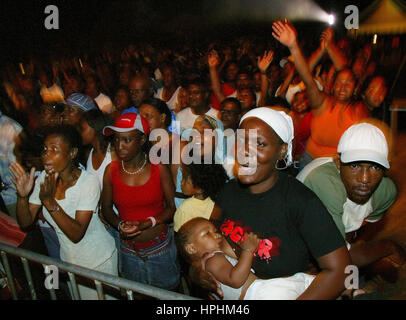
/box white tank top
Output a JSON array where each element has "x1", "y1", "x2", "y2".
[
  {"x1": 86, "y1": 144, "x2": 112, "y2": 190},
  {"x1": 86, "y1": 144, "x2": 118, "y2": 216}
]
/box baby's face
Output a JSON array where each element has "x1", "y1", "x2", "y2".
[{"x1": 188, "y1": 220, "x2": 223, "y2": 257}]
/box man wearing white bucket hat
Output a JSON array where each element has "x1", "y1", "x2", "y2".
[{"x1": 298, "y1": 123, "x2": 405, "y2": 290}]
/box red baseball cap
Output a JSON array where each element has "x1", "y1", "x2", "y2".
[{"x1": 103, "y1": 112, "x2": 150, "y2": 136}]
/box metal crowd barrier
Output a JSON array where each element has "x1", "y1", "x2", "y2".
[{"x1": 0, "y1": 241, "x2": 199, "y2": 300}]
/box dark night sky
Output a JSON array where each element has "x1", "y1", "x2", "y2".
[{"x1": 0, "y1": 0, "x2": 389, "y2": 60}]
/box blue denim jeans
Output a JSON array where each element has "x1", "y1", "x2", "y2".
[
  {"x1": 39, "y1": 226, "x2": 61, "y2": 260},
  {"x1": 118, "y1": 228, "x2": 180, "y2": 290},
  {"x1": 106, "y1": 225, "x2": 120, "y2": 249}
]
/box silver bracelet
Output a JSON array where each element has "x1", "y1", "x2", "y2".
[{"x1": 147, "y1": 216, "x2": 156, "y2": 228}]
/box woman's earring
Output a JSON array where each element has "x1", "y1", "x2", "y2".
[{"x1": 275, "y1": 158, "x2": 288, "y2": 170}]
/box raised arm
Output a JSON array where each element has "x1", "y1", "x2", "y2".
[
  {"x1": 257, "y1": 50, "x2": 274, "y2": 107},
  {"x1": 308, "y1": 43, "x2": 326, "y2": 73},
  {"x1": 208, "y1": 50, "x2": 227, "y2": 103},
  {"x1": 272, "y1": 21, "x2": 326, "y2": 110},
  {"x1": 275, "y1": 61, "x2": 295, "y2": 100},
  {"x1": 322, "y1": 28, "x2": 348, "y2": 71}
]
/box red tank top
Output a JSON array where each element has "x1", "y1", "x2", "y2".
[{"x1": 110, "y1": 161, "x2": 163, "y2": 222}]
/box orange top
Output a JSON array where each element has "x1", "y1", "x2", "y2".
[{"x1": 305, "y1": 97, "x2": 369, "y2": 159}]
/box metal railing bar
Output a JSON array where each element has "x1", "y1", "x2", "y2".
[
  {"x1": 0, "y1": 242, "x2": 199, "y2": 300},
  {"x1": 94, "y1": 280, "x2": 105, "y2": 300},
  {"x1": 20, "y1": 257, "x2": 37, "y2": 300},
  {"x1": 126, "y1": 289, "x2": 134, "y2": 300},
  {"x1": 49, "y1": 286, "x2": 57, "y2": 300},
  {"x1": 68, "y1": 272, "x2": 80, "y2": 300},
  {"x1": 1, "y1": 251, "x2": 18, "y2": 300}
]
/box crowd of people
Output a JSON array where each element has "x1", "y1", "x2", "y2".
[{"x1": 0, "y1": 20, "x2": 404, "y2": 300}]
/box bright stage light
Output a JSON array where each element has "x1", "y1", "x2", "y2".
[{"x1": 328, "y1": 14, "x2": 335, "y2": 25}]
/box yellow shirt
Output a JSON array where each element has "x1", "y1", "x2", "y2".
[{"x1": 173, "y1": 196, "x2": 215, "y2": 232}]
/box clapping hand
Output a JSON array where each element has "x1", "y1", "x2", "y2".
[
  {"x1": 320, "y1": 27, "x2": 334, "y2": 50},
  {"x1": 9, "y1": 163, "x2": 36, "y2": 198},
  {"x1": 119, "y1": 220, "x2": 144, "y2": 238},
  {"x1": 272, "y1": 20, "x2": 298, "y2": 49},
  {"x1": 39, "y1": 171, "x2": 59, "y2": 206}
]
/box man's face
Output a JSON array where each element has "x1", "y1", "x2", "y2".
[
  {"x1": 188, "y1": 84, "x2": 207, "y2": 110},
  {"x1": 220, "y1": 101, "x2": 240, "y2": 130},
  {"x1": 129, "y1": 77, "x2": 150, "y2": 107},
  {"x1": 236, "y1": 73, "x2": 252, "y2": 90},
  {"x1": 338, "y1": 160, "x2": 385, "y2": 205}
]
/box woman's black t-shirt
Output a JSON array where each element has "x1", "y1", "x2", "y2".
[{"x1": 215, "y1": 173, "x2": 345, "y2": 279}]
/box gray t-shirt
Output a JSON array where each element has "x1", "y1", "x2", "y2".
[{"x1": 300, "y1": 161, "x2": 397, "y2": 238}]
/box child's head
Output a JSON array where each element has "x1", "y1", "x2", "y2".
[
  {"x1": 180, "y1": 162, "x2": 229, "y2": 200},
  {"x1": 176, "y1": 217, "x2": 222, "y2": 263}
]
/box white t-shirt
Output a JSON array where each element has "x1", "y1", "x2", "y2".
[
  {"x1": 154, "y1": 87, "x2": 181, "y2": 111},
  {"x1": 29, "y1": 170, "x2": 115, "y2": 268},
  {"x1": 95, "y1": 93, "x2": 114, "y2": 114},
  {"x1": 176, "y1": 107, "x2": 220, "y2": 133}
]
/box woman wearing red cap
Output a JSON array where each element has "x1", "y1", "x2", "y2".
[{"x1": 101, "y1": 112, "x2": 180, "y2": 290}]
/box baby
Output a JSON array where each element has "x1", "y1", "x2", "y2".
[{"x1": 176, "y1": 217, "x2": 315, "y2": 300}]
